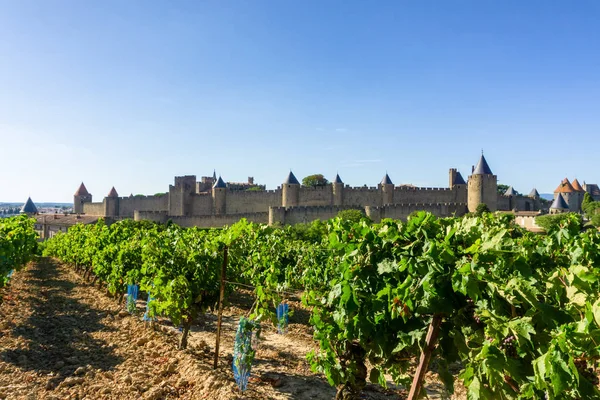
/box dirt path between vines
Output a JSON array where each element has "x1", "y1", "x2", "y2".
[{"x1": 0, "y1": 259, "x2": 465, "y2": 400}]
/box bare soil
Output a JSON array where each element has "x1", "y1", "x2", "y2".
[{"x1": 0, "y1": 258, "x2": 466, "y2": 400}]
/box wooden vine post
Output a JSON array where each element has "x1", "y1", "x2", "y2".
[
  {"x1": 213, "y1": 245, "x2": 228, "y2": 369},
  {"x1": 407, "y1": 314, "x2": 443, "y2": 400}
]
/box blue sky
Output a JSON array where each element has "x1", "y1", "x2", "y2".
[{"x1": 1, "y1": 1, "x2": 599, "y2": 202}]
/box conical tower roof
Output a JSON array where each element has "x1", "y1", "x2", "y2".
[
  {"x1": 381, "y1": 173, "x2": 393, "y2": 185},
  {"x1": 550, "y1": 193, "x2": 569, "y2": 210},
  {"x1": 213, "y1": 176, "x2": 227, "y2": 189},
  {"x1": 571, "y1": 179, "x2": 585, "y2": 192},
  {"x1": 284, "y1": 171, "x2": 299, "y2": 185},
  {"x1": 472, "y1": 154, "x2": 493, "y2": 175},
  {"x1": 212, "y1": 169, "x2": 217, "y2": 181},
  {"x1": 504, "y1": 186, "x2": 517, "y2": 196},
  {"x1": 528, "y1": 188, "x2": 540, "y2": 198},
  {"x1": 554, "y1": 178, "x2": 575, "y2": 193},
  {"x1": 20, "y1": 197, "x2": 38, "y2": 214},
  {"x1": 453, "y1": 172, "x2": 466, "y2": 185},
  {"x1": 334, "y1": 173, "x2": 343, "y2": 184},
  {"x1": 74, "y1": 182, "x2": 89, "y2": 196},
  {"x1": 107, "y1": 187, "x2": 118, "y2": 197}
]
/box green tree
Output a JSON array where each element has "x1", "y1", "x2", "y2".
[
  {"x1": 582, "y1": 192, "x2": 593, "y2": 212},
  {"x1": 336, "y1": 209, "x2": 370, "y2": 223},
  {"x1": 302, "y1": 174, "x2": 329, "y2": 187},
  {"x1": 289, "y1": 219, "x2": 327, "y2": 243},
  {"x1": 475, "y1": 203, "x2": 490, "y2": 216},
  {"x1": 581, "y1": 193, "x2": 600, "y2": 220},
  {"x1": 246, "y1": 186, "x2": 264, "y2": 192},
  {"x1": 535, "y1": 213, "x2": 582, "y2": 233},
  {"x1": 497, "y1": 184, "x2": 509, "y2": 195}
]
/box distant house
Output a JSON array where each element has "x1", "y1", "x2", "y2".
[{"x1": 34, "y1": 214, "x2": 100, "y2": 240}]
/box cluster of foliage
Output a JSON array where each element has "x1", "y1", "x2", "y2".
[
  {"x1": 304, "y1": 212, "x2": 600, "y2": 399},
  {"x1": 43, "y1": 211, "x2": 600, "y2": 399},
  {"x1": 43, "y1": 218, "x2": 315, "y2": 348},
  {"x1": 286, "y1": 219, "x2": 327, "y2": 243},
  {"x1": 0, "y1": 215, "x2": 38, "y2": 287},
  {"x1": 536, "y1": 212, "x2": 583, "y2": 232},
  {"x1": 475, "y1": 203, "x2": 490, "y2": 216},
  {"x1": 497, "y1": 184, "x2": 521, "y2": 196},
  {"x1": 336, "y1": 209, "x2": 370, "y2": 223},
  {"x1": 302, "y1": 174, "x2": 329, "y2": 187},
  {"x1": 582, "y1": 193, "x2": 600, "y2": 227}
]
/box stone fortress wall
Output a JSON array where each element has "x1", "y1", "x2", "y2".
[{"x1": 74, "y1": 154, "x2": 545, "y2": 228}]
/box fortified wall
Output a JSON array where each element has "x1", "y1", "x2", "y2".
[
  {"x1": 73, "y1": 154, "x2": 542, "y2": 228},
  {"x1": 366, "y1": 202, "x2": 468, "y2": 222},
  {"x1": 496, "y1": 194, "x2": 539, "y2": 212}
]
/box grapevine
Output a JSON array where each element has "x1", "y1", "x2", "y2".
[{"x1": 40, "y1": 212, "x2": 600, "y2": 399}]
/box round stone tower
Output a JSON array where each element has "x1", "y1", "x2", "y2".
[
  {"x1": 553, "y1": 178, "x2": 577, "y2": 212},
  {"x1": 104, "y1": 186, "x2": 119, "y2": 217},
  {"x1": 73, "y1": 182, "x2": 92, "y2": 214},
  {"x1": 282, "y1": 171, "x2": 300, "y2": 207},
  {"x1": 571, "y1": 178, "x2": 585, "y2": 212},
  {"x1": 381, "y1": 173, "x2": 394, "y2": 205},
  {"x1": 333, "y1": 173, "x2": 344, "y2": 206},
  {"x1": 212, "y1": 176, "x2": 227, "y2": 215},
  {"x1": 467, "y1": 154, "x2": 497, "y2": 212}
]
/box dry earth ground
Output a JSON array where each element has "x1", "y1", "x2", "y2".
[{"x1": 0, "y1": 258, "x2": 466, "y2": 400}]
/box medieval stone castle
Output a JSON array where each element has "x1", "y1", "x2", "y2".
[{"x1": 71, "y1": 154, "x2": 549, "y2": 228}]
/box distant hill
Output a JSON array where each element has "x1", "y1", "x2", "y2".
[{"x1": 540, "y1": 193, "x2": 554, "y2": 201}]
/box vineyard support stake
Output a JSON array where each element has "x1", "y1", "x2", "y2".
[
  {"x1": 214, "y1": 245, "x2": 228, "y2": 369},
  {"x1": 407, "y1": 314, "x2": 443, "y2": 400}
]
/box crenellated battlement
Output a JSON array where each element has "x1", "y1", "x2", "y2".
[
  {"x1": 168, "y1": 211, "x2": 269, "y2": 228},
  {"x1": 271, "y1": 204, "x2": 361, "y2": 212},
  {"x1": 394, "y1": 186, "x2": 453, "y2": 192},
  {"x1": 120, "y1": 193, "x2": 168, "y2": 201},
  {"x1": 75, "y1": 154, "x2": 541, "y2": 227},
  {"x1": 135, "y1": 210, "x2": 168, "y2": 215},
  {"x1": 365, "y1": 202, "x2": 468, "y2": 222},
  {"x1": 174, "y1": 175, "x2": 196, "y2": 186},
  {"x1": 368, "y1": 202, "x2": 466, "y2": 210},
  {"x1": 299, "y1": 185, "x2": 331, "y2": 191},
  {"x1": 227, "y1": 189, "x2": 281, "y2": 197},
  {"x1": 346, "y1": 186, "x2": 379, "y2": 191}
]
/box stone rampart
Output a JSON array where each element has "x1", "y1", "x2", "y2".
[
  {"x1": 169, "y1": 212, "x2": 269, "y2": 228},
  {"x1": 298, "y1": 185, "x2": 333, "y2": 206},
  {"x1": 226, "y1": 189, "x2": 281, "y2": 213},
  {"x1": 366, "y1": 203, "x2": 468, "y2": 222},
  {"x1": 393, "y1": 187, "x2": 456, "y2": 204},
  {"x1": 134, "y1": 210, "x2": 168, "y2": 223},
  {"x1": 342, "y1": 187, "x2": 381, "y2": 207},
  {"x1": 118, "y1": 194, "x2": 168, "y2": 217},
  {"x1": 82, "y1": 202, "x2": 104, "y2": 216},
  {"x1": 497, "y1": 194, "x2": 537, "y2": 212},
  {"x1": 191, "y1": 193, "x2": 213, "y2": 215},
  {"x1": 269, "y1": 205, "x2": 363, "y2": 225}
]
